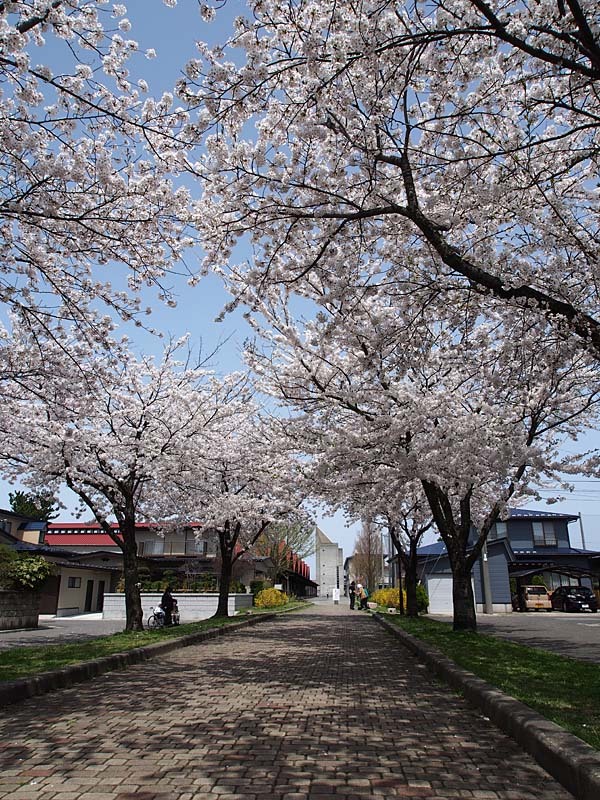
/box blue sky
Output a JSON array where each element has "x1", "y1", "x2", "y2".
[{"x1": 3, "y1": 1, "x2": 600, "y2": 563}]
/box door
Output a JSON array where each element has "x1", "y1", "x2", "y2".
[
  {"x1": 96, "y1": 580, "x2": 105, "y2": 612},
  {"x1": 39, "y1": 574, "x2": 61, "y2": 615},
  {"x1": 84, "y1": 579, "x2": 94, "y2": 612}
]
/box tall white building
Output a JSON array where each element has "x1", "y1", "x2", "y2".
[{"x1": 315, "y1": 527, "x2": 343, "y2": 597}]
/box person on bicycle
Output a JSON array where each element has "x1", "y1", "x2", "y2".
[{"x1": 161, "y1": 586, "x2": 176, "y2": 626}]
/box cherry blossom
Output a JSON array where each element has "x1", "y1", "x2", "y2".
[
  {"x1": 187, "y1": 0, "x2": 600, "y2": 356},
  {"x1": 0, "y1": 322, "x2": 251, "y2": 629},
  {"x1": 245, "y1": 290, "x2": 600, "y2": 629},
  {"x1": 0, "y1": 1, "x2": 195, "y2": 332}
]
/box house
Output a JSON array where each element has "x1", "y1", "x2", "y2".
[
  {"x1": 0, "y1": 510, "x2": 121, "y2": 616},
  {"x1": 46, "y1": 521, "x2": 316, "y2": 599},
  {"x1": 2, "y1": 511, "x2": 316, "y2": 615},
  {"x1": 417, "y1": 508, "x2": 600, "y2": 614}
]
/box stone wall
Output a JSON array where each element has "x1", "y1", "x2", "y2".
[
  {"x1": 102, "y1": 592, "x2": 253, "y2": 621},
  {"x1": 0, "y1": 590, "x2": 40, "y2": 630}
]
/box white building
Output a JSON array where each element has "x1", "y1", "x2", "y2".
[{"x1": 315, "y1": 527, "x2": 343, "y2": 597}]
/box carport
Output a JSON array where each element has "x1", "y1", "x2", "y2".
[{"x1": 509, "y1": 564, "x2": 597, "y2": 585}]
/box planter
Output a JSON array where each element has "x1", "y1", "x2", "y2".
[
  {"x1": 0, "y1": 589, "x2": 40, "y2": 630},
  {"x1": 367, "y1": 601, "x2": 378, "y2": 610},
  {"x1": 102, "y1": 592, "x2": 253, "y2": 621}
]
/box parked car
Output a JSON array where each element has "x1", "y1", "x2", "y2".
[
  {"x1": 512, "y1": 585, "x2": 552, "y2": 612},
  {"x1": 551, "y1": 585, "x2": 598, "y2": 613}
]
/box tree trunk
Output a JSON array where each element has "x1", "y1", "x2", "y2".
[
  {"x1": 397, "y1": 563, "x2": 405, "y2": 615},
  {"x1": 450, "y1": 557, "x2": 477, "y2": 632},
  {"x1": 405, "y1": 542, "x2": 419, "y2": 618},
  {"x1": 120, "y1": 517, "x2": 143, "y2": 632},
  {"x1": 214, "y1": 526, "x2": 234, "y2": 618},
  {"x1": 421, "y1": 480, "x2": 477, "y2": 631}
]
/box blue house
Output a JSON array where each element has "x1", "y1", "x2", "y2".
[{"x1": 417, "y1": 508, "x2": 600, "y2": 614}]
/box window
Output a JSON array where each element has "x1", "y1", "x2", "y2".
[
  {"x1": 532, "y1": 521, "x2": 557, "y2": 547},
  {"x1": 67, "y1": 576, "x2": 81, "y2": 588},
  {"x1": 139, "y1": 539, "x2": 164, "y2": 556},
  {"x1": 185, "y1": 537, "x2": 208, "y2": 555},
  {"x1": 489, "y1": 521, "x2": 507, "y2": 541}
]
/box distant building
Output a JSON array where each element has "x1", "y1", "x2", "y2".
[{"x1": 315, "y1": 527, "x2": 343, "y2": 597}]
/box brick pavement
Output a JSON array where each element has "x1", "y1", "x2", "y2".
[{"x1": 0, "y1": 604, "x2": 573, "y2": 800}]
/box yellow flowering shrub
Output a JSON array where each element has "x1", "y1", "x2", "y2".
[
  {"x1": 370, "y1": 587, "x2": 405, "y2": 609},
  {"x1": 254, "y1": 587, "x2": 289, "y2": 608},
  {"x1": 370, "y1": 586, "x2": 429, "y2": 612}
]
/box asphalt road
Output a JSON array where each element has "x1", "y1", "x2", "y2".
[
  {"x1": 0, "y1": 613, "x2": 125, "y2": 651},
  {"x1": 432, "y1": 610, "x2": 600, "y2": 663}
]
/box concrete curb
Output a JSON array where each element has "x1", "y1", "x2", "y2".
[
  {"x1": 373, "y1": 613, "x2": 600, "y2": 800},
  {"x1": 0, "y1": 613, "x2": 276, "y2": 711}
]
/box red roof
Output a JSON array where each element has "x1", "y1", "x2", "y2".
[
  {"x1": 45, "y1": 533, "x2": 121, "y2": 546},
  {"x1": 48, "y1": 522, "x2": 202, "y2": 531},
  {"x1": 46, "y1": 520, "x2": 201, "y2": 549}
]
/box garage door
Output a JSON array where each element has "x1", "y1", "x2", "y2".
[
  {"x1": 426, "y1": 575, "x2": 476, "y2": 614},
  {"x1": 426, "y1": 575, "x2": 454, "y2": 614}
]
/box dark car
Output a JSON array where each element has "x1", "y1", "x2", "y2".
[{"x1": 551, "y1": 585, "x2": 598, "y2": 613}]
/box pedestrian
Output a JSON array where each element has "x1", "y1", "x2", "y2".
[
  {"x1": 349, "y1": 580, "x2": 356, "y2": 610},
  {"x1": 161, "y1": 585, "x2": 175, "y2": 626},
  {"x1": 357, "y1": 583, "x2": 369, "y2": 610}
]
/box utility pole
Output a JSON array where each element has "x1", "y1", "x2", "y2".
[
  {"x1": 381, "y1": 528, "x2": 385, "y2": 588},
  {"x1": 482, "y1": 540, "x2": 494, "y2": 614},
  {"x1": 579, "y1": 513, "x2": 587, "y2": 551}
]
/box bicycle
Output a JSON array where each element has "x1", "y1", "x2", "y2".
[{"x1": 146, "y1": 606, "x2": 165, "y2": 629}]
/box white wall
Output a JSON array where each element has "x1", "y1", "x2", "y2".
[{"x1": 102, "y1": 593, "x2": 253, "y2": 621}]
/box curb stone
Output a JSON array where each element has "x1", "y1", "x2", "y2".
[
  {"x1": 0, "y1": 612, "x2": 276, "y2": 710},
  {"x1": 373, "y1": 612, "x2": 600, "y2": 800}
]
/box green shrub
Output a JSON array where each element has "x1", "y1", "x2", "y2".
[
  {"x1": 0, "y1": 545, "x2": 18, "y2": 588},
  {"x1": 254, "y1": 587, "x2": 288, "y2": 608},
  {"x1": 199, "y1": 574, "x2": 217, "y2": 592},
  {"x1": 416, "y1": 584, "x2": 429, "y2": 613},
  {"x1": 250, "y1": 579, "x2": 272, "y2": 595},
  {"x1": 3, "y1": 555, "x2": 54, "y2": 591},
  {"x1": 229, "y1": 579, "x2": 246, "y2": 593}
]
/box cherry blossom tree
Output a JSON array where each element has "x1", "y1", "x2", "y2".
[
  {"x1": 163, "y1": 406, "x2": 308, "y2": 618},
  {"x1": 342, "y1": 476, "x2": 433, "y2": 618},
  {"x1": 382, "y1": 499, "x2": 433, "y2": 618},
  {"x1": 187, "y1": 0, "x2": 600, "y2": 358},
  {"x1": 246, "y1": 292, "x2": 600, "y2": 630},
  {"x1": 287, "y1": 415, "x2": 433, "y2": 616},
  {"x1": 0, "y1": 324, "x2": 242, "y2": 630},
  {"x1": 0, "y1": 1, "x2": 194, "y2": 332}
]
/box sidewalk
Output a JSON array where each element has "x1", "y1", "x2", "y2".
[{"x1": 0, "y1": 605, "x2": 571, "y2": 799}]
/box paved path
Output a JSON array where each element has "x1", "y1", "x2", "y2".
[{"x1": 0, "y1": 605, "x2": 572, "y2": 800}]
